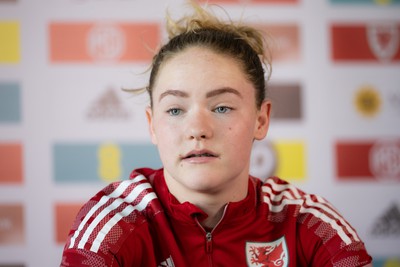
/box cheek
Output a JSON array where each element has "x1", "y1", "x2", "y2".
[{"x1": 153, "y1": 118, "x2": 179, "y2": 143}]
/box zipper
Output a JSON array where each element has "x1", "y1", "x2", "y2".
[
  {"x1": 194, "y1": 205, "x2": 229, "y2": 266},
  {"x1": 205, "y1": 232, "x2": 212, "y2": 253}
]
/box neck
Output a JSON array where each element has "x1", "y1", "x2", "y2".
[
  {"x1": 199, "y1": 203, "x2": 226, "y2": 229},
  {"x1": 164, "y1": 174, "x2": 249, "y2": 229}
]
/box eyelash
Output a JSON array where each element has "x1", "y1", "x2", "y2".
[
  {"x1": 166, "y1": 106, "x2": 233, "y2": 116},
  {"x1": 214, "y1": 106, "x2": 232, "y2": 114},
  {"x1": 167, "y1": 108, "x2": 182, "y2": 116}
]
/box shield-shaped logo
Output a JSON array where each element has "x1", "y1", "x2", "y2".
[
  {"x1": 367, "y1": 22, "x2": 399, "y2": 62},
  {"x1": 246, "y1": 236, "x2": 288, "y2": 267}
]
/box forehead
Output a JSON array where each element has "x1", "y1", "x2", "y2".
[{"x1": 152, "y1": 46, "x2": 253, "y2": 96}]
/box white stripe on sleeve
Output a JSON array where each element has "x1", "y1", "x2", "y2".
[
  {"x1": 68, "y1": 175, "x2": 145, "y2": 249},
  {"x1": 90, "y1": 192, "x2": 157, "y2": 252}
]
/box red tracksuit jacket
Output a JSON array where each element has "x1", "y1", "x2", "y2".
[{"x1": 60, "y1": 168, "x2": 372, "y2": 266}]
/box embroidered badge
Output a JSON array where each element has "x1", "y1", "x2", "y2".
[{"x1": 246, "y1": 236, "x2": 288, "y2": 267}]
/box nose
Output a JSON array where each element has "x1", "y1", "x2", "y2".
[{"x1": 186, "y1": 109, "x2": 213, "y2": 140}]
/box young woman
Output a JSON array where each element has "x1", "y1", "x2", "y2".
[{"x1": 61, "y1": 3, "x2": 372, "y2": 266}]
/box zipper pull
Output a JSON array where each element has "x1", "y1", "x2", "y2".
[{"x1": 206, "y1": 232, "x2": 212, "y2": 253}]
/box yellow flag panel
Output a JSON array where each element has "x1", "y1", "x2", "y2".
[
  {"x1": 0, "y1": 21, "x2": 20, "y2": 63},
  {"x1": 274, "y1": 141, "x2": 306, "y2": 182}
]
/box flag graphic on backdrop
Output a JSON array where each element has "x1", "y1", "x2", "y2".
[
  {"x1": 49, "y1": 22, "x2": 160, "y2": 62},
  {"x1": 336, "y1": 139, "x2": 400, "y2": 181},
  {"x1": 251, "y1": 140, "x2": 307, "y2": 182},
  {"x1": 0, "y1": 21, "x2": 20, "y2": 63},
  {"x1": 255, "y1": 24, "x2": 301, "y2": 62},
  {"x1": 331, "y1": 22, "x2": 400, "y2": 62},
  {"x1": 274, "y1": 141, "x2": 306, "y2": 181},
  {"x1": 373, "y1": 258, "x2": 400, "y2": 267},
  {"x1": 0, "y1": 204, "x2": 24, "y2": 245},
  {"x1": 0, "y1": 82, "x2": 21, "y2": 123},
  {"x1": 268, "y1": 84, "x2": 302, "y2": 120},
  {"x1": 0, "y1": 143, "x2": 23, "y2": 184},
  {"x1": 330, "y1": 0, "x2": 400, "y2": 4},
  {"x1": 53, "y1": 143, "x2": 161, "y2": 183},
  {"x1": 55, "y1": 203, "x2": 84, "y2": 244},
  {"x1": 198, "y1": 0, "x2": 298, "y2": 3}
]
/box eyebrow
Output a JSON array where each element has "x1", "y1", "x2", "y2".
[
  {"x1": 158, "y1": 87, "x2": 243, "y2": 103},
  {"x1": 206, "y1": 87, "x2": 243, "y2": 99},
  {"x1": 158, "y1": 90, "x2": 189, "y2": 102}
]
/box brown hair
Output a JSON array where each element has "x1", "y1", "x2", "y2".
[{"x1": 143, "y1": 2, "x2": 272, "y2": 109}]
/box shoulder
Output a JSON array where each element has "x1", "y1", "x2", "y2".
[
  {"x1": 63, "y1": 169, "x2": 162, "y2": 262},
  {"x1": 261, "y1": 176, "x2": 359, "y2": 245},
  {"x1": 260, "y1": 177, "x2": 372, "y2": 266}
]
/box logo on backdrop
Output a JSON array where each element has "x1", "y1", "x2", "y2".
[
  {"x1": 87, "y1": 24, "x2": 125, "y2": 61},
  {"x1": 250, "y1": 140, "x2": 277, "y2": 182},
  {"x1": 370, "y1": 203, "x2": 400, "y2": 237},
  {"x1": 354, "y1": 85, "x2": 381, "y2": 117},
  {"x1": 336, "y1": 139, "x2": 400, "y2": 181},
  {"x1": 246, "y1": 237, "x2": 288, "y2": 267},
  {"x1": 367, "y1": 22, "x2": 400, "y2": 62},
  {"x1": 97, "y1": 143, "x2": 122, "y2": 182},
  {"x1": 370, "y1": 140, "x2": 400, "y2": 181},
  {"x1": 86, "y1": 88, "x2": 130, "y2": 120}
]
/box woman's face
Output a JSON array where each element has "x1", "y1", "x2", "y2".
[{"x1": 146, "y1": 46, "x2": 271, "y2": 199}]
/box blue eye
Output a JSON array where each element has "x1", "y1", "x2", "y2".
[
  {"x1": 214, "y1": 106, "x2": 231, "y2": 114},
  {"x1": 167, "y1": 108, "x2": 182, "y2": 116}
]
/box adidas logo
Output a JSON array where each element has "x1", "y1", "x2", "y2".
[
  {"x1": 87, "y1": 88, "x2": 130, "y2": 120},
  {"x1": 158, "y1": 256, "x2": 175, "y2": 267},
  {"x1": 371, "y1": 203, "x2": 400, "y2": 237}
]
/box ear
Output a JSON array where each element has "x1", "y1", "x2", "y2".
[
  {"x1": 145, "y1": 106, "x2": 158, "y2": 145},
  {"x1": 254, "y1": 100, "x2": 271, "y2": 140}
]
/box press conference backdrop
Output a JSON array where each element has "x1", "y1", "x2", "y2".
[{"x1": 0, "y1": 0, "x2": 399, "y2": 266}]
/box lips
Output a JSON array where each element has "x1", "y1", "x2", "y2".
[{"x1": 182, "y1": 150, "x2": 218, "y2": 159}]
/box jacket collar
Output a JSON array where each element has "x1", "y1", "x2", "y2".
[{"x1": 144, "y1": 168, "x2": 260, "y2": 225}]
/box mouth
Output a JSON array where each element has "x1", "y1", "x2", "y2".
[{"x1": 182, "y1": 150, "x2": 218, "y2": 160}]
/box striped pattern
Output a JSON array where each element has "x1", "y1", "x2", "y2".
[
  {"x1": 262, "y1": 178, "x2": 360, "y2": 245},
  {"x1": 68, "y1": 175, "x2": 157, "y2": 253}
]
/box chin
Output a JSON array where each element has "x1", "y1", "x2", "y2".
[{"x1": 183, "y1": 173, "x2": 231, "y2": 193}]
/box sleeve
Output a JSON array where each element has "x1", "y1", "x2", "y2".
[
  {"x1": 59, "y1": 178, "x2": 155, "y2": 267},
  {"x1": 60, "y1": 224, "x2": 147, "y2": 267},
  {"x1": 59, "y1": 194, "x2": 124, "y2": 267},
  {"x1": 296, "y1": 194, "x2": 373, "y2": 267}
]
